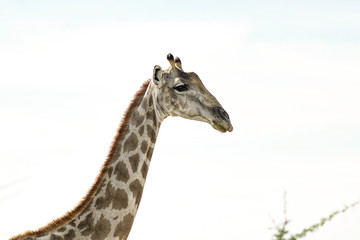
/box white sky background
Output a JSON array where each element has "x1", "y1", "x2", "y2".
[{"x1": 1, "y1": 1, "x2": 360, "y2": 239}]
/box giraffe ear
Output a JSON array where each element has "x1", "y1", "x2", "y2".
[{"x1": 152, "y1": 65, "x2": 162, "y2": 86}]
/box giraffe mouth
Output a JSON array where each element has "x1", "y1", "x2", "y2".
[{"x1": 211, "y1": 121, "x2": 233, "y2": 133}]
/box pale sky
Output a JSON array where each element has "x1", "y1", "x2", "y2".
[{"x1": 1, "y1": 1, "x2": 360, "y2": 240}]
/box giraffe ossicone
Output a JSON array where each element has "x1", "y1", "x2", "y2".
[{"x1": 11, "y1": 53, "x2": 232, "y2": 240}]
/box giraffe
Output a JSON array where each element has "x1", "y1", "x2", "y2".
[{"x1": 10, "y1": 53, "x2": 233, "y2": 240}]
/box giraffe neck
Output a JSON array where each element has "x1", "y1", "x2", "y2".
[
  {"x1": 13, "y1": 80, "x2": 164, "y2": 240},
  {"x1": 80, "y1": 81, "x2": 161, "y2": 239}
]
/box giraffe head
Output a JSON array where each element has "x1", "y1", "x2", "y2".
[{"x1": 151, "y1": 53, "x2": 233, "y2": 133}]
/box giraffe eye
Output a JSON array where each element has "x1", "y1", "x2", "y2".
[{"x1": 173, "y1": 84, "x2": 188, "y2": 92}]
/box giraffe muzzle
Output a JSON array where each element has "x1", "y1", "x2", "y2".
[{"x1": 210, "y1": 107, "x2": 233, "y2": 133}]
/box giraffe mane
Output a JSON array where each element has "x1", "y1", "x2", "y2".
[{"x1": 10, "y1": 80, "x2": 151, "y2": 240}]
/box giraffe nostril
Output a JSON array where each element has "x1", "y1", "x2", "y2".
[{"x1": 218, "y1": 107, "x2": 229, "y2": 120}]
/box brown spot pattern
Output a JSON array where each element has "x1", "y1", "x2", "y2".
[
  {"x1": 129, "y1": 179, "x2": 143, "y2": 206},
  {"x1": 64, "y1": 230, "x2": 75, "y2": 240},
  {"x1": 131, "y1": 111, "x2": 139, "y2": 125},
  {"x1": 95, "y1": 182, "x2": 128, "y2": 211},
  {"x1": 123, "y1": 132, "x2": 138, "y2": 153},
  {"x1": 114, "y1": 161, "x2": 130, "y2": 183},
  {"x1": 50, "y1": 234, "x2": 63, "y2": 240},
  {"x1": 140, "y1": 140, "x2": 148, "y2": 154},
  {"x1": 131, "y1": 110, "x2": 145, "y2": 127},
  {"x1": 146, "y1": 125, "x2": 156, "y2": 143},
  {"x1": 148, "y1": 95, "x2": 153, "y2": 107},
  {"x1": 107, "y1": 166, "x2": 113, "y2": 178},
  {"x1": 141, "y1": 162, "x2": 149, "y2": 179},
  {"x1": 146, "y1": 147, "x2": 154, "y2": 160},
  {"x1": 112, "y1": 188, "x2": 129, "y2": 210},
  {"x1": 113, "y1": 213, "x2": 135, "y2": 238},
  {"x1": 78, "y1": 212, "x2": 94, "y2": 236},
  {"x1": 95, "y1": 195, "x2": 110, "y2": 210},
  {"x1": 141, "y1": 97, "x2": 148, "y2": 110},
  {"x1": 114, "y1": 144, "x2": 122, "y2": 160},
  {"x1": 57, "y1": 227, "x2": 66, "y2": 232},
  {"x1": 146, "y1": 109, "x2": 157, "y2": 124},
  {"x1": 138, "y1": 125, "x2": 144, "y2": 136},
  {"x1": 90, "y1": 215, "x2": 111, "y2": 240},
  {"x1": 95, "y1": 183, "x2": 111, "y2": 209},
  {"x1": 129, "y1": 153, "x2": 140, "y2": 172}
]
